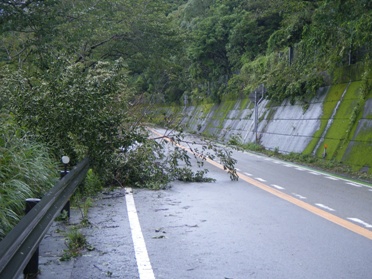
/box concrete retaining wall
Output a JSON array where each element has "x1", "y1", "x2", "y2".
[{"x1": 179, "y1": 82, "x2": 372, "y2": 173}]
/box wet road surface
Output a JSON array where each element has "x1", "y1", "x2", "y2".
[
  {"x1": 35, "y1": 164, "x2": 372, "y2": 278},
  {"x1": 133, "y1": 163, "x2": 372, "y2": 279},
  {"x1": 32, "y1": 137, "x2": 372, "y2": 278}
]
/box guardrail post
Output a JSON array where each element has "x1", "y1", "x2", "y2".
[
  {"x1": 23, "y1": 198, "x2": 41, "y2": 279},
  {"x1": 60, "y1": 170, "x2": 71, "y2": 218},
  {"x1": 0, "y1": 158, "x2": 89, "y2": 279},
  {"x1": 60, "y1": 155, "x2": 71, "y2": 218}
]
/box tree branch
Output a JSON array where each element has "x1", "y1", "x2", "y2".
[{"x1": 75, "y1": 35, "x2": 120, "y2": 63}]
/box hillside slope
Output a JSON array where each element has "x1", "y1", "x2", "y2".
[{"x1": 158, "y1": 80, "x2": 371, "y2": 175}]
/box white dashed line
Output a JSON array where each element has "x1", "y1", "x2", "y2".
[
  {"x1": 256, "y1": 177, "x2": 267, "y2": 182},
  {"x1": 347, "y1": 218, "x2": 372, "y2": 228},
  {"x1": 292, "y1": 193, "x2": 307, "y2": 200},
  {"x1": 125, "y1": 188, "x2": 156, "y2": 279},
  {"x1": 284, "y1": 164, "x2": 293, "y2": 168},
  {"x1": 315, "y1": 203, "x2": 335, "y2": 212},
  {"x1": 296, "y1": 168, "x2": 306, "y2": 171},
  {"x1": 346, "y1": 182, "x2": 363, "y2": 187},
  {"x1": 244, "y1": 172, "x2": 253, "y2": 176},
  {"x1": 309, "y1": 171, "x2": 321, "y2": 175},
  {"x1": 271, "y1": 184, "x2": 285, "y2": 190},
  {"x1": 325, "y1": 176, "x2": 339, "y2": 181}
]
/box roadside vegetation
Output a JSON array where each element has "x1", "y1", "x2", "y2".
[
  {"x1": 55, "y1": 172, "x2": 100, "y2": 262},
  {"x1": 60, "y1": 228, "x2": 91, "y2": 261},
  {"x1": 0, "y1": 0, "x2": 371, "y2": 238},
  {"x1": 0, "y1": 115, "x2": 57, "y2": 240}
]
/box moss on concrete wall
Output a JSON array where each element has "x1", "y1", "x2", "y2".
[
  {"x1": 155, "y1": 81, "x2": 372, "y2": 174},
  {"x1": 316, "y1": 82, "x2": 359, "y2": 159}
]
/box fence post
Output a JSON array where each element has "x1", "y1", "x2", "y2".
[{"x1": 23, "y1": 198, "x2": 41, "y2": 279}]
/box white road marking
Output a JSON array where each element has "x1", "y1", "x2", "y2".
[
  {"x1": 315, "y1": 203, "x2": 335, "y2": 212},
  {"x1": 236, "y1": 168, "x2": 241, "y2": 171},
  {"x1": 240, "y1": 149, "x2": 371, "y2": 189},
  {"x1": 271, "y1": 184, "x2": 285, "y2": 190},
  {"x1": 292, "y1": 193, "x2": 307, "y2": 200},
  {"x1": 325, "y1": 176, "x2": 339, "y2": 181},
  {"x1": 255, "y1": 177, "x2": 267, "y2": 182},
  {"x1": 125, "y1": 187, "x2": 156, "y2": 279},
  {"x1": 244, "y1": 172, "x2": 253, "y2": 176},
  {"x1": 346, "y1": 182, "x2": 363, "y2": 187},
  {"x1": 347, "y1": 218, "x2": 372, "y2": 228}
]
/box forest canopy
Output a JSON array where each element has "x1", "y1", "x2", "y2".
[
  {"x1": 0, "y1": 0, "x2": 371, "y2": 176},
  {"x1": 1, "y1": 0, "x2": 371, "y2": 105}
]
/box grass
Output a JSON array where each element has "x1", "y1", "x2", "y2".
[
  {"x1": 60, "y1": 228, "x2": 89, "y2": 261},
  {"x1": 56, "y1": 169, "x2": 101, "y2": 261},
  {"x1": 0, "y1": 114, "x2": 57, "y2": 240},
  {"x1": 71, "y1": 168, "x2": 102, "y2": 226}
]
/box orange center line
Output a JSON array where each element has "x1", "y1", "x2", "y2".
[{"x1": 149, "y1": 128, "x2": 372, "y2": 240}]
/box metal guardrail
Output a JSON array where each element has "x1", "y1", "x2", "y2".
[{"x1": 0, "y1": 158, "x2": 90, "y2": 279}]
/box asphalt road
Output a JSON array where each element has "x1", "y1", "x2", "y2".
[
  {"x1": 129, "y1": 129, "x2": 372, "y2": 278},
  {"x1": 32, "y1": 129, "x2": 372, "y2": 279},
  {"x1": 232, "y1": 149, "x2": 372, "y2": 232}
]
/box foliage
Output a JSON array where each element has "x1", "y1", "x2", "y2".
[
  {"x1": 71, "y1": 169, "x2": 102, "y2": 225},
  {"x1": 0, "y1": 114, "x2": 57, "y2": 240},
  {"x1": 3, "y1": 58, "x2": 133, "y2": 178},
  {"x1": 174, "y1": 167, "x2": 215, "y2": 183},
  {"x1": 81, "y1": 170, "x2": 104, "y2": 198},
  {"x1": 113, "y1": 128, "x2": 238, "y2": 189},
  {"x1": 238, "y1": 0, "x2": 370, "y2": 103},
  {"x1": 1, "y1": 0, "x2": 371, "y2": 106},
  {"x1": 78, "y1": 197, "x2": 93, "y2": 227},
  {"x1": 184, "y1": 0, "x2": 283, "y2": 101},
  {"x1": 114, "y1": 139, "x2": 170, "y2": 189},
  {"x1": 0, "y1": 0, "x2": 240, "y2": 199},
  {"x1": 71, "y1": 168, "x2": 104, "y2": 209},
  {"x1": 60, "y1": 228, "x2": 88, "y2": 261},
  {"x1": 179, "y1": 0, "x2": 372, "y2": 104},
  {"x1": 1, "y1": 0, "x2": 370, "y2": 197},
  {"x1": 0, "y1": 0, "x2": 183, "y2": 99}
]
